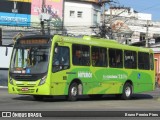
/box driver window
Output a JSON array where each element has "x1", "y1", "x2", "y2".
[{"x1": 52, "y1": 46, "x2": 70, "y2": 72}]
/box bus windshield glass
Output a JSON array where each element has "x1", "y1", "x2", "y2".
[{"x1": 10, "y1": 45, "x2": 50, "y2": 74}]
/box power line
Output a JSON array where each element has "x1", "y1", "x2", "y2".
[{"x1": 140, "y1": 3, "x2": 160, "y2": 12}]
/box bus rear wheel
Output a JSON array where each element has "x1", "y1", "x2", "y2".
[
  {"x1": 68, "y1": 82, "x2": 78, "y2": 101},
  {"x1": 121, "y1": 83, "x2": 132, "y2": 100}
]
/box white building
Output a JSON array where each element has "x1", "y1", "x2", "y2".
[
  {"x1": 64, "y1": 0, "x2": 101, "y2": 36},
  {"x1": 105, "y1": 7, "x2": 160, "y2": 44},
  {"x1": 105, "y1": 7, "x2": 152, "y2": 21}
]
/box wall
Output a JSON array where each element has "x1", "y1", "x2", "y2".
[
  {"x1": 137, "y1": 13, "x2": 152, "y2": 21},
  {"x1": 64, "y1": 1, "x2": 101, "y2": 35},
  {"x1": 0, "y1": 46, "x2": 13, "y2": 69},
  {"x1": 64, "y1": 2, "x2": 93, "y2": 26}
]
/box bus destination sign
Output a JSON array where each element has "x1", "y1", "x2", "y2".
[{"x1": 19, "y1": 39, "x2": 48, "y2": 45}]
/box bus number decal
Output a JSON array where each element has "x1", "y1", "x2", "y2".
[{"x1": 103, "y1": 74, "x2": 127, "y2": 80}]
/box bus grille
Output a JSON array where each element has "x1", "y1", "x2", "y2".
[
  {"x1": 14, "y1": 75, "x2": 39, "y2": 81},
  {"x1": 10, "y1": 73, "x2": 46, "y2": 81}
]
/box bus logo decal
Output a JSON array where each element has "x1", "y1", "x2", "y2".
[{"x1": 78, "y1": 71, "x2": 92, "y2": 78}]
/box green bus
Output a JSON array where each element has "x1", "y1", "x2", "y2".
[{"x1": 8, "y1": 35, "x2": 155, "y2": 101}]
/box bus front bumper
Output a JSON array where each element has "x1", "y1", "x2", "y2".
[{"x1": 8, "y1": 84, "x2": 51, "y2": 95}]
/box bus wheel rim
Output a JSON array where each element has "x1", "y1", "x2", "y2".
[
  {"x1": 125, "y1": 86, "x2": 131, "y2": 97},
  {"x1": 71, "y1": 87, "x2": 77, "y2": 96}
]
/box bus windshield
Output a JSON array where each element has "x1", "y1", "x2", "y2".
[{"x1": 10, "y1": 46, "x2": 50, "y2": 74}]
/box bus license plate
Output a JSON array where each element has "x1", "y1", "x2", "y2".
[{"x1": 21, "y1": 88, "x2": 29, "y2": 91}]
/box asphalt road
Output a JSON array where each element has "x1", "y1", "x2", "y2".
[
  {"x1": 0, "y1": 88, "x2": 160, "y2": 119},
  {"x1": 0, "y1": 87, "x2": 160, "y2": 111}
]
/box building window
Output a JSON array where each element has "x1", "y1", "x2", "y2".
[
  {"x1": 140, "y1": 33, "x2": 146, "y2": 41},
  {"x1": 70, "y1": 11, "x2": 75, "y2": 17},
  {"x1": 93, "y1": 11, "x2": 98, "y2": 25},
  {"x1": 77, "y1": 11, "x2": 83, "y2": 18}
]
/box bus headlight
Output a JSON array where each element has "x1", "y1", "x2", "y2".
[
  {"x1": 39, "y1": 76, "x2": 47, "y2": 86},
  {"x1": 9, "y1": 77, "x2": 13, "y2": 85}
]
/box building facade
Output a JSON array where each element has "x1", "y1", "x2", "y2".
[
  {"x1": 105, "y1": 7, "x2": 160, "y2": 45},
  {"x1": 0, "y1": 0, "x2": 64, "y2": 45},
  {"x1": 0, "y1": 0, "x2": 101, "y2": 45},
  {"x1": 64, "y1": 0, "x2": 101, "y2": 36}
]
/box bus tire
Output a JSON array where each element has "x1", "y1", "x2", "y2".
[
  {"x1": 68, "y1": 82, "x2": 78, "y2": 101},
  {"x1": 122, "y1": 83, "x2": 132, "y2": 100},
  {"x1": 33, "y1": 95, "x2": 44, "y2": 101}
]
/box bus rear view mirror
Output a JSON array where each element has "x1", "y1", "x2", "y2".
[{"x1": 5, "y1": 47, "x2": 8, "y2": 56}]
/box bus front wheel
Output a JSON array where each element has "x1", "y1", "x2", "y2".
[
  {"x1": 121, "y1": 83, "x2": 132, "y2": 100},
  {"x1": 68, "y1": 82, "x2": 78, "y2": 101}
]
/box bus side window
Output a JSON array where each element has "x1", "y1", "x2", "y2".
[
  {"x1": 62, "y1": 47, "x2": 70, "y2": 68},
  {"x1": 73, "y1": 48, "x2": 82, "y2": 65},
  {"x1": 138, "y1": 52, "x2": 150, "y2": 70},
  {"x1": 91, "y1": 46, "x2": 107, "y2": 67},
  {"x1": 72, "y1": 44, "x2": 90, "y2": 66},
  {"x1": 124, "y1": 50, "x2": 137, "y2": 69},
  {"x1": 109, "y1": 48, "x2": 123, "y2": 68},
  {"x1": 52, "y1": 46, "x2": 70, "y2": 72}
]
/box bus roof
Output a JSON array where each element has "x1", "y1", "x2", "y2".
[
  {"x1": 16, "y1": 35, "x2": 53, "y2": 41},
  {"x1": 54, "y1": 35, "x2": 153, "y2": 53},
  {"x1": 14, "y1": 34, "x2": 153, "y2": 53}
]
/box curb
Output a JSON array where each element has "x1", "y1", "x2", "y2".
[{"x1": 0, "y1": 86, "x2": 8, "y2": 89}]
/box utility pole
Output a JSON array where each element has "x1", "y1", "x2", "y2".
[
  {"x1": 62, "y1": 0, "x2": 65, "y2": 35},
  {"x1": 145, "y1": 20, "x2": 149, "y2": 47},
  {"x1": 145, "y1": 20, "x2": 153, "y2": 47},
  {"x1": 47, "y1": 20, "x2": 50, "y2": 35},
  {"x1": 41, "y1": 0, "x2": 45, "y2": 35},
  {"x1": 99, "y1": 0, "x2": 114, "y2": 38},
  {"x1": 102, "y1": 1, "x2": 106, "y2": 26},
  {"x1": 108, "y1": 2, "x2": 112, "y2": 29},
  {"x1": 101, "y1": 1, "x2": 106, "y2": 38}
]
